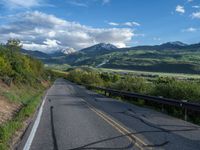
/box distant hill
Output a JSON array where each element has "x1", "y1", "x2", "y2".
[
  {"x1": 20, "y1": 42, "x2": 200, "y2": 74},
  {"x1": 21, "y1": 49, "x2": 50, "y2": 59}
]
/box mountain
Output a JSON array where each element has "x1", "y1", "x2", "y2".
[
  {"x1": 129, "y1": 41, "x2": 188, "y2": 51},
  {"x1": 19, "y1": 41, "x2": 200, "y2": 74},
  {"x1": 60, "y1": 41, "x2": 200, "y2": 74},
  {"x1": 21, "y1": 49, "x2": 50, "y2": 59},
  {"x1": 159, "y1": 41, "x2": 188, "y2": 49},
  {"x1": 187, "y1": 42, "x2": 200, "y2": 49},
  {"x1": 49, "y1": 48, "x2": 76, "y2": 57},
  {"x1": 166, "y1": 41, "x2": 188, "y2": 46},
  {"x1": 20, "y1": 43, "x2": 121, "y2": 60},
  {"x1": 21, "y1": 47, "x2": 76, "y2": 59},
  {"x1": 81, "y1": 43, "x2": 118, "y2": 52},
  {"x1": 78, "y1": 43, "x2": 118, "y2": 56}
]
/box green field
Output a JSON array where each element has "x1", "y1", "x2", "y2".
[{"x1": 99, "y1": 68, "x2": 200, "y2": 80}]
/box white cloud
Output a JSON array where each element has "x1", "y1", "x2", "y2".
[
  {"x1": 68, "y1": 1, "x2": 88, "y2": 7},
  {"x1": 153, "y1": 37, "x2": 161, "y2": 41},
  {"x1": 192, "y1": 5, "x2": 200, "y2": 9},
  {"x1": 188, "y1": 0, "x2": 193, "y2": 2},
  {"x1": 108, "y1": 22, "x2": 119, "y2": 26},
  {"x1": 0, "y1": 11, "x2": 135, "y2": 52},
  {"x1": 108, "y1": 21, "x2": 140, "y2": 27},
  {"x1": 0, "y1": 0, "x2": 41, "y2": 8},
  {"x1": 68, "y1": 0, "x2": 111, "y2": 7},
  {"x1": 123, "y1": 22, "x2": 140, "y2": 27},
  {"x1": 48, "y1": 31, "x2": 56, "y2": 37},
  {"x1": 176, "y1": 5, "x2": 185, "y2": 14},
  {"x1": 135, "y1": 33, "x2": 145, "y2": 37},
  {"x1": 102, "y1": 0, "x2": 110, "y2": 5},
  {"x1": 182, "y1": 27, "x2": 197, "y2": 32},
  {"x1": 43, "y1": 39, "x2": 61, "y2": 47},
  {"x1": 192, "y1": 11, "x2": 200, "y2": 19}
]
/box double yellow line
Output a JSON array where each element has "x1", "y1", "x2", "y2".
[{"x1": 80, "y1": 98, "x2": 149, "y2": 150}]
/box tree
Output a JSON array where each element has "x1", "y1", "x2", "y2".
[
  {"x1": 6, "y1": 39, "x2": 22, "y2": 52},
  {"x1": 0, "y1": 56, "x2": 12, "y2": 76}
]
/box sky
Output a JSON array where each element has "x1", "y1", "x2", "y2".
[{"x1": 0, "y1": 0, "x2": 200, "y2": 52}]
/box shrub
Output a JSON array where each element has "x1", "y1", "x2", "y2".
[
  {"x1": 109, "y1": 76, "x2": 151, "y2": 94},
  {"x1": 67, "y1": 69, "x2": 105, "y2": 86},
  {"x1": 0, "y1": 39, "x2": 48, "y2": 85},
  {"x1": 153, "y1": 77, "x2": 200, "y2": 102}
]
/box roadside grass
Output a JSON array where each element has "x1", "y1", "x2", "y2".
[{"x1": 0, "y1": 85, "x2": 46, "y2": 150}]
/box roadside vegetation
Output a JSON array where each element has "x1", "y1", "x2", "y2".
[
  {"x1": 0, "y1": 39, "x2": 47, "y2": 85},
  {"x1": 66, "y1": 67, "x2": 200, "y2": 102},
  {"x1": 0, "y1": 39, "x2": 57, "y2": 149},
  {"x1": 66, "y1": 67, "x2": 200, "y2": 124}
]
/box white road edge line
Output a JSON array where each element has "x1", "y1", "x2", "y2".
[{"x1": 23, "y1": 90, "x2": 49, "y2": 150}]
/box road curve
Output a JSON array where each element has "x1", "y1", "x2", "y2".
[{"x1": 17, "y1": 79, "x2": 200, "y2": 150}]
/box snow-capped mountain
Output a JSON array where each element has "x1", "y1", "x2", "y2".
[
  {"x1": 61, "y1": 48, "x2": 76, "y2": 55},
  {"x1": 81, "y1": 43, "x2": 118, "y2": 52}
]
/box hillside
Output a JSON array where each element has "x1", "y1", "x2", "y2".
[
  {"x1": 0, "y1": 40, "x2": 52, "y2": 149},
  {"x1": 21, "y1": 42, "x2": 200, "y2": 74}
]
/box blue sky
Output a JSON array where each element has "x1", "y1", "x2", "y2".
[{"x1": 0, "y1": 0, "x2": 200, "y2": 52}]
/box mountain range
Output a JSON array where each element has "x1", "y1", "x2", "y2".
[{"x1": 21, "y1": 41, "x2": 200, "y2": 74}]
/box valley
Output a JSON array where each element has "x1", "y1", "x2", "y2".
[{"x1": 22, "y1": 42, "x2": 200, "y2": 74}]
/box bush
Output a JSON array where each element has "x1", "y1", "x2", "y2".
[
  {"x1": 67, "y1": 69, "x2": 105, "y2": 86},
  {"x1": 111, "y1": 76, "x2": 151, "y2": 94},
  {"x1": 0, "y1": 40, "x2": 48, "y2": 85},
  {"x1": 67, "y1": 68, "x2": 200, "y2": 103},
  {"x1": 152, "y1": 77, "x2": 200, "y2": 102},
  {"x1": 0, "y1": 56, "x2": 12, "y2": 76}
]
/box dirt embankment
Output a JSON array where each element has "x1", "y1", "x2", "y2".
[{"x1": 0, "y1": 81, "x2": 21, "y2": 125}]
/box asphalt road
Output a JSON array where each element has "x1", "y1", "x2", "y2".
[{"x1": 17, "y1": 79, "x2": 200, "y2": 150}]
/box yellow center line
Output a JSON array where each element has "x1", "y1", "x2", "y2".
[{"x1": 80, "y1": 98, "x2": 150, "y2": 150}]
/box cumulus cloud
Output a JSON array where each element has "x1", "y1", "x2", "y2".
[
  {"x1": 192, "y1": 11, "x2": 200, "y2": 19},
  {"x1": 176, "y1": 5, "x2": 185, "y2": 14},
  {"x1": 108, "y1": 21, "x2": 140, "y2": 27},
  {"x1": 0, "y1": 11, "x2": 134, "y2": 52}
]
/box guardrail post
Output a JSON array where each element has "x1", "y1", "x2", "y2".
[
  {"x1": 182, "y1": 100, "x2": 188, "y2": 121},
  {"x1": 159, "y1": 96, "x2": 164, "y2": 112},
  {"x1": 184, "y1": 108, "x2": 187, "y2": 121}
]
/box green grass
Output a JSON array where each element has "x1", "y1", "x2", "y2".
[{"x1": 0, "y1": 85, "x2": 46, "y2": 150}]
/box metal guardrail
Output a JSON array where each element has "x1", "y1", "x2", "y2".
[{"x1": 85, "y1": 85, "x2": 200, "y2": 120}]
